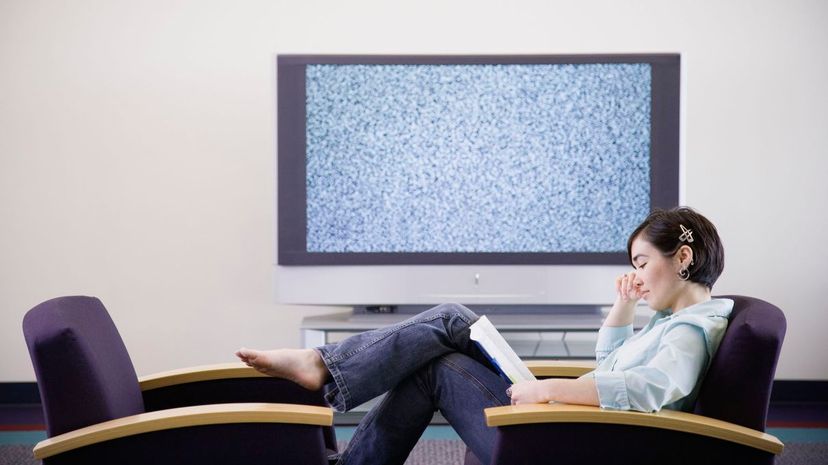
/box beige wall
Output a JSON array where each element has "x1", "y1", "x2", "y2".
[{"x1": 1, "y1": 0, "x2": 826, "y2": 381}]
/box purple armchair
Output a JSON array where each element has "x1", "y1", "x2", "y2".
[
  {"x1": 465, "y1": 295, "x2": 787, "y2": 465},
  {"x1": 22, "y1": 296, "x2": 338, "y2": 465}
]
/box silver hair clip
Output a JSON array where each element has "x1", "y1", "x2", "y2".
[{"x1": 679, "y1": 224, "x2": 694, "y2": 243}]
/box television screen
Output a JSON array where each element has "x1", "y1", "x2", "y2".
[{"x1": 278, "y1": 55, "x2": 679, "y2": 266}]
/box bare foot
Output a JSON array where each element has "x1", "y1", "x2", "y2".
[{"x1": 235, "y1": 347, "x2": 328, "y2": 391}]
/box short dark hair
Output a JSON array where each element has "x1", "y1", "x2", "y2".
[{"x1": 627, "y1": 206, "x2": 725, "y2": 289}]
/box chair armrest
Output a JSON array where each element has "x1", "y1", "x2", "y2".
[
  {"x1": 138, "y1": 362, "x2": 266, "y2": 391},
  {"x1": 524, "y1": 360, "x2": 596, "y2": 378},
  {"x1": 141, "y1": 360, "x2": 599, "y2": 390},
  {"x1": 33, "y1": 402, "x2": 333, "y2": 460},
  {"x1": 484, "y1": 403, "x2": 783, "y2": 455}
]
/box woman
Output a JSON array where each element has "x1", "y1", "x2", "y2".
[{"x1": 237, "y1": 206, "x2": 732, "y2": 465}]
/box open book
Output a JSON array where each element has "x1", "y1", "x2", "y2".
[{"x1": 469, "y1": 316, "x2": 536, "y2": 384}]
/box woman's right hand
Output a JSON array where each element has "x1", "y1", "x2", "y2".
[
  {"x1": 615, "y1": 271, "x2": 642, "y2": 304},
  {"x1": 604, "y1": 272, "x2": 642, "y2": 327}
]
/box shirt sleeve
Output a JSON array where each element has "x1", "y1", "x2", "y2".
[
  {"x1": 593, "y1": 323, "x2": 708, "y2": 412},
  {"x1": 595, "y1": 324, "x2": 633, "y2": 364}
]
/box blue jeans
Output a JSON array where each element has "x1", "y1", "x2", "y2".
[{"x1": 315, "y1": 303, "x2": 511, "y2": 465}]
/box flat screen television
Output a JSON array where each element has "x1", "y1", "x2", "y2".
[{"x1": 276, "y1": 54, "x2": 680, "y2": 307}]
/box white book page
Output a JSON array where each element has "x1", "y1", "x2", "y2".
[{"x1": 470, "y1": 316, "x2": 536, "y2": 384}]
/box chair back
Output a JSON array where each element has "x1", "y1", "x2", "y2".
[
  {"x1": 692, "y1": 295, "x2": 786, "y2": 431},
  {"x1": 23, "y1": 296, "x2": 145, "y2": 436}
]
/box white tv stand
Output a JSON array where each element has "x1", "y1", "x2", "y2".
[{"x1": 300, "y1": 306, "x2": 651, "y2": 359}]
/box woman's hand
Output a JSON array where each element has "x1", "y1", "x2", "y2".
[
  {"x1": 616, "y1": 271, "x2": 643, "y2": 303},
  {"x1": 604, "y1": 271, "x2": 642, "y2": 327},
  {"x1": 507, "y1": 379, "x2": 553, "y2": 405}
]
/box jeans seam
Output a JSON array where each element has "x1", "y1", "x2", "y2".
[
  {"x1": 440, "y1": 356, "x2": 507, "y2": 406},
  {"x1": 317, "y1": 346, "x2": 352, "y2": 411},
  {"x1": 412, "y1": 360, "x2": 435, "y2": 403}
]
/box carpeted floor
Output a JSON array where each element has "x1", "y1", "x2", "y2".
[
  {"x1": 338, "y1": 440, "x2": 467, "y2": 465},
  {"x1": 0, "y1": 446, "x2": 34, "y2": 465},
  {"x1": 2, "y1": 438, "x2": 827, "y2": 465}
]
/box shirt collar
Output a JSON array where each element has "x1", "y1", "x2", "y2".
[{"x1": 659, "y1": 298, "x2": 734, "y2": 319}]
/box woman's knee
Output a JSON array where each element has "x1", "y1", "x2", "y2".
[{"x1": 428, "y1": 302, "x2": 479, "y2": 323}]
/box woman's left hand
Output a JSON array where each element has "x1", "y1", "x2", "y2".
[{"x1": 507, "y1": 379, "x2": 553, "y2": 405}]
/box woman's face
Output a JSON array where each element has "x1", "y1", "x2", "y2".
[{"x1": 629, "y1": 236, "x2": 684, "y2": 311}]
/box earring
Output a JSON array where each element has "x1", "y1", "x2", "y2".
[{"x1": 678, "y1": 268, "x2": 690, "y2": 281}]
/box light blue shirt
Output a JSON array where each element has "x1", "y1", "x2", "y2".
[{"x1": 589, "y1": 298, "x2": 733, "y2": 412}]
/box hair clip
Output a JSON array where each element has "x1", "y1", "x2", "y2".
[{"x1": 679, "y1": 224, "x2": 694, "y2": 243}]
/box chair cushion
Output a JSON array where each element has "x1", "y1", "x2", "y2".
[
  {"x1": 23, "y1": 296, "x2": 145, "y2": 436},
  {"x1": 692, "y1": 295, "x2": 786, "y2": 431}
]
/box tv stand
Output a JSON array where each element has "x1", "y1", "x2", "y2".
[{"x1": 300, "y1": 305, "x2": 650, "y2": 359}]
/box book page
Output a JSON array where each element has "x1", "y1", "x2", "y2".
[{"x1": 470, "y1": 316, "x2": 536, "y2": 384}]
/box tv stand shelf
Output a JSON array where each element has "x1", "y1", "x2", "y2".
[{"x1": 301, "y1": 310, "x2": 650, "y2": 360}]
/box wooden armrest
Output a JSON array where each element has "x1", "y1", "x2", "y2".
[
  {"x1": 138, "y1": 359, "x2": 597, "y2": 391},
  {"x1": 524, "y1": 360, "x2": 596, "y2": 378},
  {"x1": 139, "y1": 362, "x2": 266, "y2": 391},
  {"x1": 484, "y1": 403, "x2": 783, "y2": 455},
  {"x1": 33, "y1": 402, "x2": 333, "y2": 460}
]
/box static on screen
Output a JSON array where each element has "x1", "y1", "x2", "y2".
[{"x1": 305, "y1": 63, "x2": 651, "y2": 253}]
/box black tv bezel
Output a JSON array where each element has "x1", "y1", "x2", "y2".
[{"x1": 278, "y1": 54, "x2": 680, "y2": 266}]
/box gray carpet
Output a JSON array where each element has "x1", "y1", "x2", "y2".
[
  {"x1": 0, "y1": 446, "x2": 37, "y2": 465},
  {"x1": 776, "y1": 443, "x2": 828, "y2": 464},
  {"x1": 336, "y1": 440, "x2": 467, "y2": 465},
  {"x1": 2, "y1": 440, "x2": 826, "y2": 464},
  {"x1": 0, "y1": 442, "x2": 467, "y2": 465}
]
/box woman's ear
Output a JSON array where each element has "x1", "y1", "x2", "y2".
[{"x1": 676, "y1": 244, "x2": 694, "y2": 268}]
